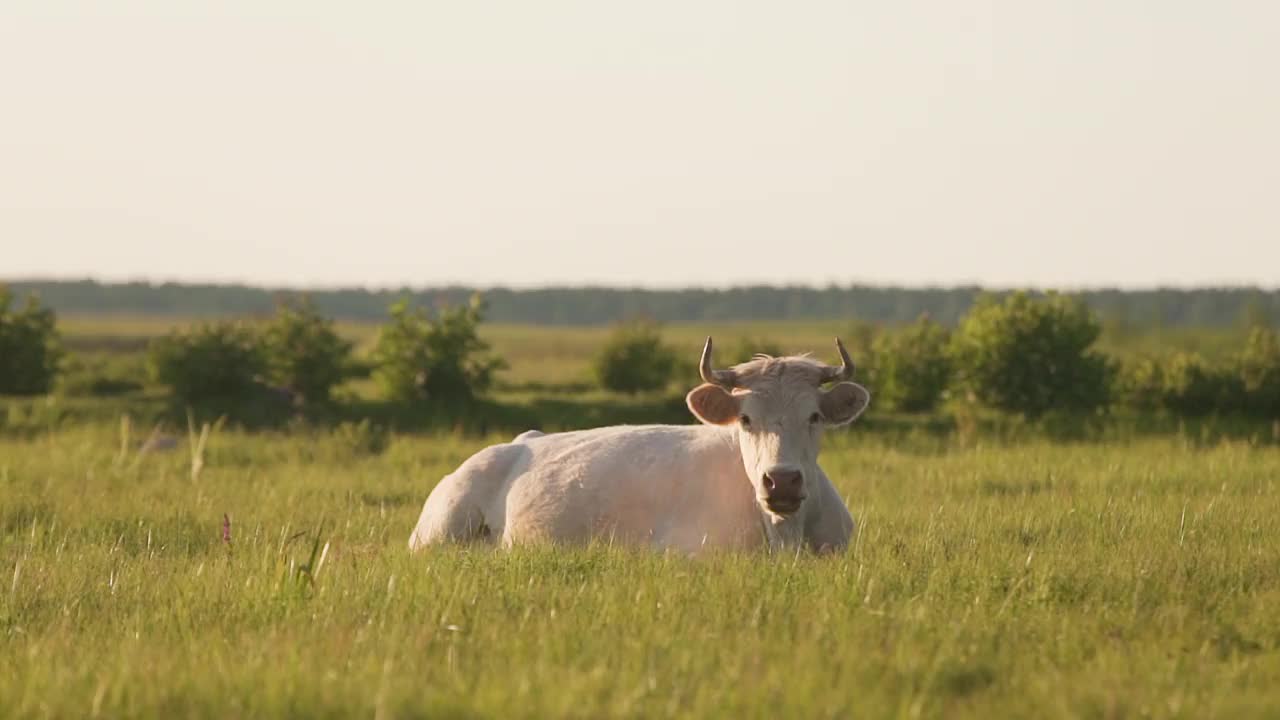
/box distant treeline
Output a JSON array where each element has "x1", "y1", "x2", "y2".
[{"x1": 5, "y1": 279, "x2": 1279, "y2": 328}]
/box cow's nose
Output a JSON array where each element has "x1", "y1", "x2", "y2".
[{"x1": 763, "y1": 468, "x2": 802, "y2": 493}]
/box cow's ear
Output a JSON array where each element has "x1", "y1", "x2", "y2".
[
  {"x1": 819, "y1": 382, "x2": 871, "y2": 426},
  {"x1": 686, "y1": 383, "x2": 740, "y2": 425}
]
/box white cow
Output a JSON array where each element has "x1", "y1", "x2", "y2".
[{"x1": 409, "y1": 338, "x2": 871, "y2": 554}]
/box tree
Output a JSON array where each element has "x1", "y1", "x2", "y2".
[
  {"x1": 872, "y1": 314, "x2": 951, "y2": 412},
  {"x1": 594, "y1": 320, "x2": 679, "y2": 394},
  {"x1": 1241, "y1": 295, "x2": 1274, "y2": 331},
  {"x1": 147, "y1": 322, "x2": 266, "y2": 405},
  {"x1": 261, "y1": 298, "x2": 354, "y2": 405},
  {"x1": 0, "y1": 287, "x2": 64, "y2": 395},
  {"x1": 10, "y1": 279, "x2": 1280, "y2": 329},
  {"x1": 372, "y1": 295, "x2": 504, "y2": 405},
  {"x1": 949, "y1": 292, "x2": 1111, "y2": 418},
  {"x1": 1239, "y1": 327, "x2": 1280, "y2": 418}
]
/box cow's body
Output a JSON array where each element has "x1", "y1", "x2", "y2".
[
  {"x1": 410, "y1": 338, "x2": 870, "y2": 555},
  {"x1": 408, "y1": 423, "x2": 855, "y2": 553}
]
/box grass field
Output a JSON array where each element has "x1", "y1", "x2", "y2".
[
  {"x1": 2, "y1": 423, "x2": 1279, "y2": 718},
  {"x1": 3, "y1": 317, "x2": 1278, "y2": 717}
]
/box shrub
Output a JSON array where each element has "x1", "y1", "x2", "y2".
[
  {"x1": 148, "y1": 322, "x2": 266, "y2": 405},
  {"x1": 844, "y1": 319, "x2": 882, "y2": 360},
  {"x1": 1160, "y1": 353, "x2": 1243, "y2": 417},
  {"x1": 262, "y1": 298, "x2": 354, "y2": 406},
  {"x1": 1238, "y1": 328, "x2": 1280, "y2": 418},
  {"x1": 1115, "y1": 356, "x2": 1166, "y2": 413},
  {"x1": 0, "y1": 287, "x2": 64, "y2": 395},
  {"x1": 949, "y1": 292, "x2": 1111, "y2": 419},
  {"x1": 1117, "y1": 353, "x2": 1255, "y2": 417},
  {"x1": 873, "y1": 315, "x2": 951, "y2": 412},
  {"x1": 727, "y1": 337, "x2": 785, "y2": 365},
  {"x1": 372, "y1": 295, "x2": 504, "y2": 405},
  {"x1": 331, "y1": 419, "x2": 391, "y2": 457},
  {"x1": 59, "y1": 353, "x2": 150, "y2": 397},
  {"x1": 59, "y1": 363, "x2": 145, "y2": 397},
  {"x1": 594, "y1": 320, "x2": 679, "y2": 394}
]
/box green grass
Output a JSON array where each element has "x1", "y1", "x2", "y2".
[
  {"x1": 7, "y1": 316, "x2": 1276, "y2": 716},
  {"x1": 2, "y1": 424, "x2": 1279, "y2": 718}
]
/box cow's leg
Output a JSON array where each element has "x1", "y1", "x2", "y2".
[
  {"x1": 408, "y1": 443, "x2": 530, "y2": 551},
  {"x1": 408, "y1": 473, "x2": 492, "y2": 549},
  {"x1": 802, "y1": 469, "x2": 855, "y2": 554}
]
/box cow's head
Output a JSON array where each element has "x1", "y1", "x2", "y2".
[{"x1": 686, "y1": 337, "x2": 870, "y2": 519}]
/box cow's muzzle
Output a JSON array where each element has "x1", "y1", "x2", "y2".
[{"x1": 762, "y1": 468, "x2": 806, "y2": 516}]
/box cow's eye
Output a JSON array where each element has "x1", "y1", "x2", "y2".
[
  {"x1": 809, "y1": 412, "x2": 823, "y2": 424},
  {"x1": 738, "y1": 414, "x2": 752, "y2": 427}
]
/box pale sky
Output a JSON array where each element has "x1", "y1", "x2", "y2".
[{"x1": 2, "y1": 1, "x2": 1278, "y2": 289}]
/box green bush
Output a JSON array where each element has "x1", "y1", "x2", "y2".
[
  {"x1": 727, "y1": 337, "x2": 785, "y2": 365},
  {"x1": 0, "y1": 287, "x2": 64, "y2": 395},
  {"x1": 58, "y1": 353, "x2": 148, "y2": 397},
  {"x1": 1117, "y1": 351, "x2": 1267, "y2": 418},
  {"x1": 1160, "y1": 353, "x2": 1243, "y2": 417},
  {"x1": 1115, "y1": 356, "x2": 1166, "y2": 413},
  {"x1": 262, "y1": 299, "x2": 354, "y2": 406},
  {"x1": 1237, "y1": 328, "x2": 1280, "y2": 418},
  {"x1": 60, "y1": 369, "x2": 146, "y2": 398},
  {"x1": 594, "y1": 320, "x2": 679, "y2": 394},
  {"x1": 844, "y1": 319, "x2": 882, "y2": 360},
  {"x1": 148, "y1": 322, "x2": 266, "y2": 406},
  {"x1": 331, "y1": 419, "x2": 391, "y2": 457},
  {"x1": 950, "y1": 292, "x2": 1111, "y2": 419},
  {"x1": 873, "y1": 315, "x2": 951, "y2": 413},
  {"x1": 372, "y1": 295, "x2": 504, "y2": 405}
]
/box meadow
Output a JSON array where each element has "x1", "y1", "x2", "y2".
[
  {"x1": 2, "y1": 425, "x2": 1279, "y2": 718},
  {"x1": 2, "y1": 318, "x2": 1279, "y2": 718}
]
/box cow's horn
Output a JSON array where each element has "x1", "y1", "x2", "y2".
[
  {"x1": 699, "y1": 337, "x2": 738, "y2": 389},
  {"x1": 819, "y1": 338, "x2": 855, "y2": 384}
]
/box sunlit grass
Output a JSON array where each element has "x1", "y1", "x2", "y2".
[{"x1": 2, "y1": 424, "x2": 1278, "y2": 718}]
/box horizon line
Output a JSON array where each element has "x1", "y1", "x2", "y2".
[{"x1": 5, "y1": 275, "x2": 1280, "y2": 294}]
